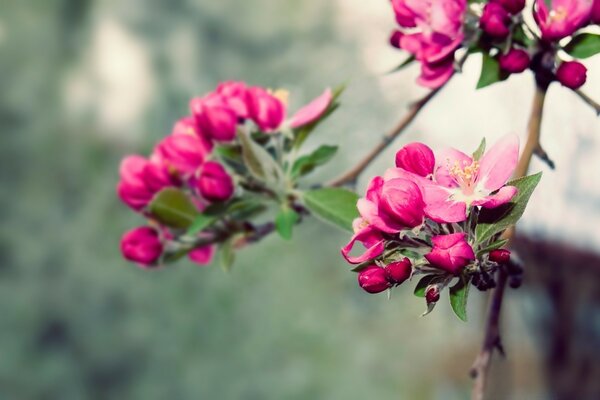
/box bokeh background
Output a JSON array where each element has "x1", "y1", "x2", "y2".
[{"x1": 1, "y1": 1, "x2": 599, "y2": 399}]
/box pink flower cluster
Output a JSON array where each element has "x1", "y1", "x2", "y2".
[
  {"x1": 343, "y1": 135, "x2": 520, "y2": 294},
  {"x1": 118, "y1": 81, "x2": 333, "y2": 268},
  {"x1": 389, "y1": 0, "x2": 467, "y2": 88}
]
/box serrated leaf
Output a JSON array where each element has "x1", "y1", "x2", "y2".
[
  {"x1": 302, "y1": 188, "x2": 359, "y2": 232},
  {"x1": 219, "y1": 239, "x2": 235, "y2": 273},
  {"x1": 275, "y1": 206, "x2": 299, "y2": 240},
  {"x1": 148, "y1": 188, "x2": 199, "y2": 229},
  {"x1": 477, "y1": 53, "x2": 509, "y2": 89},
  {"x1": 476, "y1": 172, "x2": 542, "y2": 244},
  {"x1": 238, "y1": 129, "x2": 284, "y2": 185},
  {"x1": 563, "y1": 33, "x2": 600, "y2": 59},
  {"x1": 414, "y1": 275, "x2": 444, "y2": 297},
  {"x1": 472, "y1": 137, "x2": 486, "y2": 161},
  {"x1": 449, "y1": 276, "x2": 470, "y2": 322},
  {"x1": 291, "y1": 145, "x2": 338, "y2": 178},
  {"x1": 186, "y1": 214, "x2": 217, "y2": 236}
]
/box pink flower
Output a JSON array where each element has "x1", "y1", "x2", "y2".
[
  {"x1": 498, "y1": 48, "x2": 531, "y2": 73},
  {"x1": 190, "y1": 93, "x2": 239, "y2": 141},
  {"x1": 341, "y1": 219, "x2": 385, "y2": 264},
  {"x1": 121, "y1": 226, "x2": 163, "y2": 267},
  {"x1": 391, "y1": 0, "x2": 467, "y2": 88},
  {"x1": 117, "y1": 155, "x2": 177, "y2": 211},
  {"x1": 395, "y1": 142, "x2": 435, "y2": 177},
  {"x1": 556, "y1": 61, "x2": 587, "y2": 89},
  {"x1": 216, "y1": 81, "x2": 251, "y2": 119},
  {"x1": 357, "y1": 176, "x2": 426, "y2": 234},
  {"x1": 425, "y1": 232, "x2": 475, "y2": 274},
  {"x1": 288, "y1": 88, "x2": 333, "y2": 129},
  {"x1": 153, "y1": 132, "x2": 211, "y2": 178},
  {"x1": 480, "y1": 3, "x2": 511, "y2": 39},
  {"x1": 247, "y1": 87, "x2": 287, "y2": 132},
  {"x1": 534, "y1": 0, "x2": 593, "y2": 41},
  {"x1": 188, "y1": 245, "x2": 216, "y2": 266},
  {"x1": 193, "y1": 161, "x2": 235, "y2": 202},
  {"x1": 357, "y1": 266, "x2": 391, "y2": 294}
]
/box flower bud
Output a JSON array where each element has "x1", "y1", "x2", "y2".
[
  {"x1": 556, "y1": 61, "x2": 587, "y2": 89},
  {"x1": 498, "y1": 48, "x2": 530, "y2": 73},
  {"x1": 425, "y1": 233, "x2": 475, "y2": 274},
  {"x1": 117, "y1": 155, "x2": 176, "y2": 211},
  {"x1": 592, "y1": 0, "x2": 600, "y2": 23},
  {"x1": 194, "y1": 161, "x2": 234, "y2": 202},
  {"x1": 216, "y1": 81, "x2": 250, "y2": 119},
  {"x1": 153, "y1": 133, "x2": 211, "y2": 178},
  {"x1": 491, "y1": 0, "x2": 526, "y2": 14},
  {"x1": 395, "y1": 142, "x2": 435, "y2": 177},
  {"x1": 357, "y1": 266, "x2": 390, "y2": 294},
  {"x1": 247, "y1": 87, "x2": 286, "y2": 132},
  {"x1": 120, "y1": 226, "x2": 163, "y2": 266},
  {"x1": 425, "y1": 286, "x2": 440, "y2": 303},
  {"x1": 190, "y1": 94, "x2": 239, "y2": 141},
  {"x1": 509, "y1": 274, "x2": 523, "y2": 289},
  {"x1": 489, "y1": 249, "x2": 511, "y2": 264},
  {"x1": 384, "y1": 258, "x2": 412, "y2": 285},
  {"x1": 480, "y1": 3, "x2": 511, "y2": 39},
  {"x1": 188, "y1": 245, "x2": 216, "y2": 266},
  {"x1": 389, "y1": 29, "x2": 403, "y2": 48}
]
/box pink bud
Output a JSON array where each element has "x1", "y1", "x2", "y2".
[
  {"x1": 593, "y1": 0, "x2": 600, "y2": 23},
  {"x1": 384, "y1": 258, "x2": 412, "y2": 285},
  {"x1": 216, "y1": 81, "x2": 251, "y2": 119},
  {"x1": 188, "y1": 245, "x2": 216, "y2": 266},
  {"x1": 389, "y1": 29, "x2": 403, "y2": 48},
  {"x1": 120, "y1": 226, "x2": 163, "y2": 267},
  {"x1": 425, "y1": 233, "x2": 475, "y2": 274},
  {"x1": 379, "y1": 178, "x2": 426, "y2": 230},
  {"x1": 190, "y1": 94, "x2": 239, "y2": 141},
  {"x1": 425, "y1": 286, "x2": 440, "y2": 303},
  {"x1": 288, "y1": 88, "x2": 333, "y2": 129},
  {"x1": 534, "y1": 0, "x2": 594, "y2": 41},
  {"x1": 556, "y1": 61, "x2": 587, "y2": 89},
  {"x1": 357, "y1": 266, "x2": 390, "y2": 294},
  {"x1": 117, "y1": 155, "x2": 176, "y2": 211},
  {"x1": 153, "y1": 133, "x2": 211, "y2": 178},
  {"x1": 194, "y1": 161, "x2": 234, "y2": 202},
  {"x1": 480, "y1": 3, "x2": 511, "y2": 39},
  {"x1": 491, "y1": 0, "x2": 526, "y2": 14},
  {"x1": 395, "y1": 142, "x2": 435, "y2": 177},
  {"x1": 498, "y1": 48, "x2": 530, "y2": 73},
  {"x1": 247, "y1": 87, "x2": 286, "y2": 132},
  {"x1": 489, "y1": 249, "x2": 511, "y2": 264}
]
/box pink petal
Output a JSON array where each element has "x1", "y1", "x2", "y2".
[
  {"x1": 434, "y1": 147, "x2": 472, "y2": 188},
  {"x1": 341, "y1": 226, "x2": 385, "y2": 264},
  {"x1": 478, "y1": 134, "x2": 519, "y2": 192},
  {"x1": 421, "y1": 184, "x2": 467, "y2": 223},
  {"x1": 289, "y1": 88, "x2": 333, "y2": 129},
  {"x1": 472, "y1": 185, "x2": 518, "y2": 209}
]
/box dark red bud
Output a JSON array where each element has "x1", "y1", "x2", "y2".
[
  {"x1": 425, "y1": 286, "x2": 440, "y2": 303},
  {"x1": 358, "y1": 266, "x2": 390, "y2": 294},
  {"x1": 480, "y1": 3, "x2": 511, "y2": 39},
  {"x1": 491, "y1": 0, "x2": 525, "y2": 15},
  {"x1": 389, "y1": 30, "x2": 402, "y2": 49},
  {"x1": 556, "y1": 61, "x2": 587, "y2": 89},
  {"x1": 384, "y1": 258, "x2": 412, "y2": 285},
  {"x1": 498, "y1": 48, "x2": 530, "y2": 73},
  {"x1": 489, "y1": 249, "x2": 511, "y2": 264}
]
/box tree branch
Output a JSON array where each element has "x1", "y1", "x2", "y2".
[
  {"x1": 470, "y1": 81, "x2": 549, "y2": 400},
  {"x1": 574, "y1": 89, "x2": 600, "y2": 116}
]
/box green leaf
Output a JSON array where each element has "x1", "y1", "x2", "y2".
[
  {"x1": 219, "y1": 239, "x2": 235, "y2": 273},
  {"x1": 302, "y1": 187, "x2": 359, "y2": 232},
  {"x1": 477, "y1": 53, "x2": 509, "y2": 89},
  {"x1": 386, "y1": 55, "x2": 416, "y2": 74},
  {"x1": 238, "y1": 129, "x2": 284, "y2": 185},
  {"x1": 563, "y1": 33, "x2": 600, "y2": 59},
  {"x1": 476, "y1": 172, "x2": 542, "y2": 244},
  {"x1": 291, "y1": 145, "x2": 338, "y2": 178},
  {"x1": 148, "y1": 188, "x2": 199, "y2": 229},
  {"x1": 186, "y1": 214, "x2": 217, "y2": 236},
  {"x1": 476, "y1": 239, "x2": 509, "y2": 257},
  {"x1": 472, "y1": 137, "x2": 486, "y2": 161},
  {"x1": 414, "y1": 275, "x2": 444, "y2": 297},
  {"x1": 275, "y1": 206, "x2": 300, "y2": 240},
  {"x1": 293, "y1": 83, "x2": 345, "y2": 149},
  {"x1": 512, "y1": 25, "x2": 534, "y2": 47},
  {"x1": 449, "y1": 276, "x2": 470, "y2": 322}
]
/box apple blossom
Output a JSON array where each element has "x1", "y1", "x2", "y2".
[{"x1": 533, "y1": 0, "x2": 594, "y2": 41}]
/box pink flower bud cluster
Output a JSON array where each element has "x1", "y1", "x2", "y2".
[
  {"x1": 343, "y1": 135, "x2": 522, "y2": 303},
  {"x1": 117, "y1": 81, "x2": 334, "y2": 268}
]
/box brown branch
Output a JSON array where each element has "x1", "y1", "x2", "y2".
[
  {"x1": 470, "y1": 81, "x2": 549, "y2": 400},
  {"x1": 574, "y1": 89, "x2": 600, "y2": 116}
]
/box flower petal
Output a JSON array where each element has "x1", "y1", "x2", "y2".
[
  {"x1": 288, "y1": 88, "x2": 333, "y2": 128},
  {"x1": 472, "y1": 185, "x2": 518, "y2": 209},
  {"x1": 434, "y1": 147, "x2": 472, "y2": 188},
  {"x1": 478, "y1": 134, "x2": 519, "y2": 192},
  {"x1": 341, "y1": 226, "x2": 385, "y2": 264}
]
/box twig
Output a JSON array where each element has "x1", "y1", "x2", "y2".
[
  {"x1": 470, "y1": 80, "x2": 549, "y2": 400},
  {"x1": 574, "y1": 89, "x2": 600, "y2": 116}
]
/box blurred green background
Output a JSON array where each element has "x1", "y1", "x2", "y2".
[{"x1": 2, "y1": 1, "x2": 599, "y2": 399}]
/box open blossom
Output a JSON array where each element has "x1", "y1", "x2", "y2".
[
  {"x1": 117, "y1": 155, "x2": 177, "y2": 211},
  {"x1": 120, "y1": 226, "x2": 163, "y2": 267},
  {"x1": 390, "y1": 0, "x2": 467, "y2": 88},
  {"x1": 534, "y1": 0, "x2": 593, "y2": 41},
  {"x1": 425, "y1": 232, "x2": 475, "y2": 274}
]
